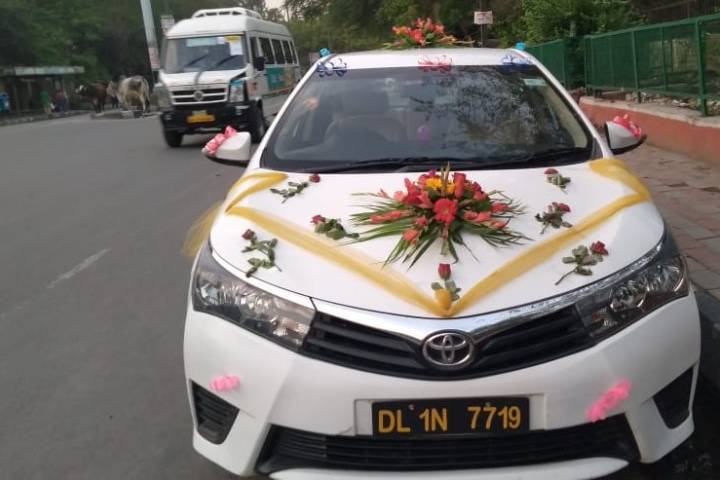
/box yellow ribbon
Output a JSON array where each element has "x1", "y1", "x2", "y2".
[{"x1": 227, "y1": 205, "x2": 447, "y2": 317}]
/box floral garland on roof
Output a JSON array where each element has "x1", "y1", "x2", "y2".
[{"x1": 385, "y1": 18, "x2": 469, "y2": 49}]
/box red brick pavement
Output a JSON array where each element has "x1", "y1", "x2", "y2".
[{"x1": 623, "y1": 145, "x2": 720, "y2": 298}]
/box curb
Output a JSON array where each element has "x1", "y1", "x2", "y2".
[
  {"x1": 0, "y1": 110, "x2": 90, "y2": 127},
  {"x1": 695, "y1": 290, "x2": 720, "y2": 392}
]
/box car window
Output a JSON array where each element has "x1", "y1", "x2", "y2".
[
  {"x1": 263, "y1": 65, "x2": 592, "y2": 171},
  {"x1": 282, "y1": 40, "x2": 294, "y2": 64},
  {"x1": 259, "y1": 37, "x2": 275, "y2": 64},
  {"x1": 249, "y1": 37, "x2": 258, "y2": 62},
  {"x1": 272, "y1": 39, "x2": 286, "y2": 64}
]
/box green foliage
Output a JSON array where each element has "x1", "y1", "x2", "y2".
[{"x1": 521, "y1": 0, "x2": 642, "y2": 43}]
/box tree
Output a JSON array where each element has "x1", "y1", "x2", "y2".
[{"x1": 521, "y1": 0, "x2": 641, "y2": 43}]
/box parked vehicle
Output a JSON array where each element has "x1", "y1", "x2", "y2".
[
  {"x1": 185, "y1": 48, "x2": 700, "y2": 479},
  {"x1": 156, "y1": 7, "x2": 300, "y2": 147}
]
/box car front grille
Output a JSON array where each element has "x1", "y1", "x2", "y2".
[
  {"x1": 171, "y1": 86, "x2": 227, "y2": 105},
  {"x1": 256, "y1": 415, "x2": 639, "y2": 473},
  {"x1": 192, "y1": 383, "x2": 238, "y2": 444},
  {"x1": 300, "y1": 307, "x2": 595, "y2": 380}
]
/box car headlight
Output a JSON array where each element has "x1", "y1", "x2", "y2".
[
  {"x1": 191, "y1": 243, "x2": 315, "y2": 350},
  {"x1": 228, "y1": 79, "x2": 245, "y2": 103},
  {"x1": 576, "y1": 232, "x2": 689, "y2": 341},
  {"x1": 154, "y1": 83, "x2": 172, "y2": 109}
]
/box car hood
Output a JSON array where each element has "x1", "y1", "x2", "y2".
[{"x1": 210, "y1": 160, "x2": 662, "y2": 318}]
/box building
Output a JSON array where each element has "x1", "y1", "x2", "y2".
[{"x1": 0, "y1": 66, "x2": 85, "y2": 114}]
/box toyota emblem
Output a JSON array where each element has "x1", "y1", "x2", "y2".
[
  {"x1": 193, "y1": 90, "x2": 204, "y2": 101},
  {"x1": 422, "y1": 331, "x2": 475, "y2": 370}
]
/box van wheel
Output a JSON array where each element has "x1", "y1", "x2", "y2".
[
  {"x1": 163, "y1": 130, "x2": 183, "y2": 148},
  {"x1": 249, "y1": 105, "x2": 267, "y2": 143}
]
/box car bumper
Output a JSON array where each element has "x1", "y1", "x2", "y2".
[
  {"x1": 160, "y1": 103, "x2": 249, "y2": 133},
  {"x1": 183, "y1": 294, "x2": 700, "y2": 479}
]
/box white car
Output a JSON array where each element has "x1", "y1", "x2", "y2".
[{"x1": 185, "y1": 48, "x2": 700, "y2": 480}]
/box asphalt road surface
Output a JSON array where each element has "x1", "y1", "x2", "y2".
[{"x1": 0, "y1": 115, "x2": 718, "y2": 480}]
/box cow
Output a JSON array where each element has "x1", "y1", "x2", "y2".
[
  {"x1": 118, "y1": 76, "x2": 151, "y2": 112},
  {"x1": 76, "y1": 82, "x2": 107, "y2": 113}
]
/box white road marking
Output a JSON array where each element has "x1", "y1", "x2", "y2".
[{"x1": 47, "y1": 248, "x2": 110, "y2": 289}]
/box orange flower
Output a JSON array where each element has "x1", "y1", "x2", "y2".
[
  {"x1": 403, "y1": 229, "x2": 421, "y2": 243},
  {"x1": 433, "y1": 198, "x2": 458, "y2": 224}
]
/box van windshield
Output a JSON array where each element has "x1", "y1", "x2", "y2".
[
  {"x1": 263, "y1": 65, "x2": 594, "y2": 172},
  {"x1": 163, "y1": 35, "x2": 246, "y2": 73}
]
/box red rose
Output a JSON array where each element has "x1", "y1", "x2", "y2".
[
  {"x1": 308, "y1": 173, "x2": 321, "y2": 183},
  {"x1": 393, "y1": 191, "x2": 406, "y2": 202},
  {"x1": 415, "y1": 216, "x2": 429, "y2": 227},
  {"x1": 438, "y1": 263, "x2": 451, "y2": 280},
  {"x1": 453, "y1": 172, "x2": 467, "y2": 199},
  {"x1": 473, "y1": 190, "x2": 488, "y2": 201},
  {"x1": 555, "y1": 202, "x2": 571, "y2": 212},
  {"x1": 311, "y1": 214, "x2": 326, "y2": 225},
  {"x1": 474, "y1": 211, "x2": 492, "y2": 222},
  {"x1": 433, "y1": 198, "x2": 458, "y2": 225},
  {"x1": 410, "y1": 29, "x2": 425, "y2": 45},
  {"x1": 491, "y1": 202, "x2": 508, "y2": 213},
  {"x1": 590, "y1": 241, "x2": 609, "y2": 255},
  {"x1": 544, "y1": 168, "x2": 558, "y2": 175},
  {"x1": 242, "y1": 229, "x2": 255, "y2": 240},
  {"x1": 463, "y1": 210, "x2": 478, "y2": 221},
  {"x1": 419, "y1": 191, "x2": 434, "y2": 209},
  {"x1": 403, "y1": 229, "x2": 420, "y2": 243}
]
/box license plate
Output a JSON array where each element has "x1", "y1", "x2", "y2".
[
  {"x1": 187, "y1": 111, "x2": 215, "y2": 124},
  {"x1": 372, "y1": 397, "x2": 529, "y2": 437}
]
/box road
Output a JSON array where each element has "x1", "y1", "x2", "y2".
[{"x1": 0, "y1": 115, "x2": 717, "y2": 479}]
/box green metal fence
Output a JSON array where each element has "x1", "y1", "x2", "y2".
[
  {"x1": 526, "y1": 38, "x2": 584, "y2": 88},
  {"x1": 584, "y1": 13, "x2": 720, "y2": 115}
]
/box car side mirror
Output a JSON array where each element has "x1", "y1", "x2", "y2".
[
  {"x1": 253, "y1": 56, "x2": 266, "y2": 71},
  {"x1": 604, "y1": 115, "x2": 646, "y2": 155},
  {"x1": 205, "y1": 131, "x2": 252, "y2": 163}
]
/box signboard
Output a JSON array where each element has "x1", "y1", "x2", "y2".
[
  {"x1": 474, "y1": 10, "x2": 493, "y2": 25},
  {"x1": 160, "y1": 14, "x2": 175, "y2": 35},
  {"x1": 148, "y1": 46, "x2": 161, "y2": 70}
]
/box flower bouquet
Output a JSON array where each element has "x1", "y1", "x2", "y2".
[
  {"x1": 386, "y1": 18, "x2": 465, "y2": 49},
  {"x1": 351, "y1": 166, "x2": 528, "y2": 267}
]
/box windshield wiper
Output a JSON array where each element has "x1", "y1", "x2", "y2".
[
  {"x1": 301, "y1": 157, "x2": 473, "y2": 173},
  {"x1": 180, "y1": 54, "x2": 211, "y2": 71},
  {"x1": 193, "y1": 55, "x2": 238, "y2": 84}
]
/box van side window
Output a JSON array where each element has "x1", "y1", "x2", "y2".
[
  {"x1": 260, "y1": 37, "x2": 275, "y2": 64},
  {"x1": 271, "y1": 39, "x2": 286, "y2": 64},
  {"x1": 282, "y1": 40, "x2": 295, "y2": 64},
  {"x1": 290, "y1": 41, "x2": 298, "y2": 64},
  {"x1": 249, "y1": 37, "x2": 258, "y2": 61}
]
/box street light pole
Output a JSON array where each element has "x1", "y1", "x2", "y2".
[{"x1": 139, "y1": 0, "x2": 160, "y2": 83}]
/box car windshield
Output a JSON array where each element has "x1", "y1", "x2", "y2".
[
  {"x1": 263, "y1": 64, "x2": 593, "y2": 172},
  {"x1": 163, "y1": 35, "x2": 246, "y2": 73}
]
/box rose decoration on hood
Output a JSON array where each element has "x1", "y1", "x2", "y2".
[{"x1": 351, "y1": 165, "x2": 528, "y2": 267}]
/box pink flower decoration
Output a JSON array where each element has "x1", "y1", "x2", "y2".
[
  {"x1": 209, "y1": 375, "x2": 240, "y2": 392},
  {"x1": 587, "y1": 379, "x2": 632, "y2": 423},
  {"x1": 224, "y1": 125, "x2": 238, "y2": 137},
  {"x1": 204, "y1": 127, "x2": 238, "y2": 155}
]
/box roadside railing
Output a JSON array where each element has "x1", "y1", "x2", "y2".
[
  {"x1": 528, "y1": 12, "x2": 720, "y2": 116},
  {"x1": 526, "y1": 38, "x2": 584, "y2": 89}
]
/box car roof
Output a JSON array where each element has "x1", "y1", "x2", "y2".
[
  {"x1": 321, "y1": 48, "x2": 531, "y2": 69},
  {"x1": 167, "y1": 15, "x2": 291, "y2": 38}
]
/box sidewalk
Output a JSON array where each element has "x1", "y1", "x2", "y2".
[
  {"x1": 623, "y1": 144, "x2": 720, "y2": 389},
  {"x1": 0, "y1": 110, "x2": 90, "y2": 127}
]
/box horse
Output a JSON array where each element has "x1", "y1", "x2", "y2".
[
  {"x1": 118, "y1": 76, "x2": 151, "y2": 112},
  {"x1": 76, "y1": 82, "x2": 107, "y2": 113}
]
